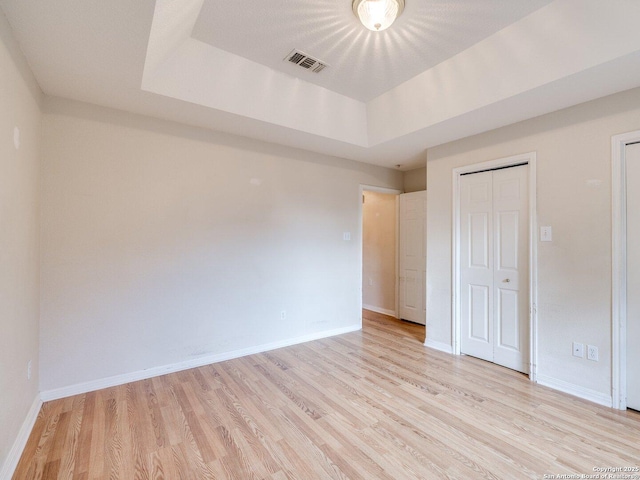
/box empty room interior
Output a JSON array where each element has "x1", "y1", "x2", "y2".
[{"x1": 2, "y1": 0, "x2": 640, "y2": 478}]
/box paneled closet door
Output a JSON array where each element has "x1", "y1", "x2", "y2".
[
  {"x1": 460, "y1": 165, "x2": 529, "y2": 373},
  {"x1": 626, "y1": 142, "x2": 640, "y2": 411}
]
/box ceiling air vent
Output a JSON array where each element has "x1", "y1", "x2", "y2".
[{"x1": 284, "y1": 49, "x2": 328, "y2": 73}]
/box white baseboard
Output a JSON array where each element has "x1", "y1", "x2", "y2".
[
  {"x1": 0, "y1": 395, "x2": 42, "y2": 480},
  {"x1": 424, "y1": 338, "x2": 454, "y2": 354},
  {"x1": 41, "y1": 324, "x2": 361, "y2": 402},
  {"x1": 362, "y1": 304, "x2": 397, "y2": 318},
  {"x1": 536, "y1": 374, "x2": 613, "y2": 407}
]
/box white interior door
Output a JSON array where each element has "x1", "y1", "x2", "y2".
[
  {"x1": 492, "y1": 166, "x2": 529, "y2": 372},
  {"x1": 626, "y1": 142, "x2": 640, "y2": 411},
  {"x1": 460, "y1": 165, "x2": 529, "y2": 373},
  {"x1": 399, "y1": 191, "x2": 426, "y2": 325},
  {"x1": 460, "y1": 171, "x2": 494, "y2": 361}
]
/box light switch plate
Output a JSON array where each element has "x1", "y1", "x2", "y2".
[
  {"x1": 540, "y1": 226, "x2": 552, "y2": 242},
  {"x1": 572, "y1": 342, "x2": 584, "y2": 358}
]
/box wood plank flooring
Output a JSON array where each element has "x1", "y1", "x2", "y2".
[{"x1": 13, "y1": 310, "x2": 640, "y2": 479}]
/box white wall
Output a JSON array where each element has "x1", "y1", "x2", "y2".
[
  {"x1": 362, "y1": 191, "x2": 397, "y2": 315},
  {"x1": 39, "y1": 98, "x2": 403, "y2": 393},
  {"x1": 0, "y1": 10, "x2": 42, "y2": 476},
  {"x1": 426, "y1": 87, "x2": 640, "y2": 403},
  {"x1": 403, "y1": 167, "x2": 426, "y2": 193}
]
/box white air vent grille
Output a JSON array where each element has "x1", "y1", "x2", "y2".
[{"x1": 285, "y1": 49, "x2": 328, "y2": 73}]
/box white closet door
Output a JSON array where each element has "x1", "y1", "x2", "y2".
[
  {"x1": 492, "y1": 166, "x2": 529, "y2": 373},
  {"x1": 460, "y1": 165, "x2": 529, "y2": 373},
  {"x1": 627, "y1": 142, "x2": 640, "y2": 411},
  {"x1": 399, "y1": 191, "x2": 426, "y2": 325},
  {"x1": 460, "y1": 171, "x2": 494, "y2": 362}
]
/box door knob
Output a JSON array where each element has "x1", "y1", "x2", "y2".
[{"x1": 503, "y1": 278, "x2": 510, "y2": 283}]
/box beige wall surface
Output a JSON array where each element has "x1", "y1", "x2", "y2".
[
  {"x1": 403, "y1": 166, "x2": 426, "y2": 193},
  {"x1": 362, "y1": 191, "x2": 397, "y2": 315},
  {"x1": 39, "y1": 98, "x2": 403, "y2": 392},
  {"x1": 0, "y1": 11, "x2": 42, "y2": 475},
  {"x1": 426, "y1": 87, "x2": 640, "y2": 401}
]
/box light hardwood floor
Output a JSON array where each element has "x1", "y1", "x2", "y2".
[{"x1": 14, "y1": 310, "x2": 640, "y2": 479}]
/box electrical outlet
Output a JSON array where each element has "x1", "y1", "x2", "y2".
[
  {"x1": 587, "y1": 345, "x2": 599, "y2": 361},
  {"x1": 280, "y1": 311, "x2": 286, "y2": 321},
  {"x1": 368, "y1": 277, "x2": 373, "y2": 286},
  {"x1": 27, "y1": 360, "x2": 32, "y2": 380},
  {"x1": 572, "y1": 342, "x2": 584, "y2": 358}
]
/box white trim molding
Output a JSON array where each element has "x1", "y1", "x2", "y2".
[
  {"x1": 0, "y1": 395, "x2": 42, "y2": 480},
  {"x1": 537, "y1": 374, "x2": 612, "y2": 408},
  {"x1": 41, "y1": 325, "x2": 360, "y2": 402},
  {"x1": 611, "y1": 129, "x2": 640, "y2": 410},
  {"x1": 451, "y1": 152, "x2": 538, "y2": 381}
]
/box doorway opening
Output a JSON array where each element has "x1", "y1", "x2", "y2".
[
  {"x1": 452, "y1": 152, "x2": 538, "y2": 379},
  {"x1": 361, "y1": 187, "x2": 401, "y2": 318}
]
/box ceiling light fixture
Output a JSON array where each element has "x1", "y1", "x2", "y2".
[{"x1": 352, "y1": 0, "x2": 405, "y2": 31}]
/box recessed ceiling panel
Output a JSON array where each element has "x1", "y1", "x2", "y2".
[
  {"x1": 191, "y1": 0, "x2": 553, "y2": 101},
  {"x1": 2, "y1": 0, "x2": 640, "y2": 169}
]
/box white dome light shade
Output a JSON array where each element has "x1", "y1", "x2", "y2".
[{"x1": 353, "y1": 0, "x2": 405, "y2": 31}]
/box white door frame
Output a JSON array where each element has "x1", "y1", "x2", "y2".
[
  {"x1": 452, "y1": 152, "x2": 538, "y2": 381},
  {"x1": 359, "y1": 185, "x2": 403, "y2": 322},
  {"x1": 611, "y1": 130, "x2": 640, "y2": 410}
]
